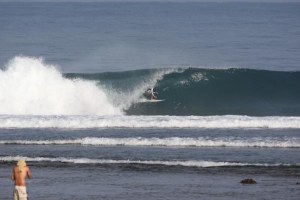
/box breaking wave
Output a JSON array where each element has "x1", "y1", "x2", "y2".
[
  {"x1": 0, "y1": 115, "x2": 299, "y2": 129},
  {"x1": 1, "y1": 137, "x2": 299, "y2": 148},
  {"x1": 0, "y1": 57, "x2": 121, "y2": 115},
  {"x1": 67, "y1": 66, "x2": 300, "y2": 116},
  {"x1": 1, "y1": 56, "x2": 300, "y2": 116},
  {"x1": 0, "y1": 156, "x2": 297, "y2": 168}
]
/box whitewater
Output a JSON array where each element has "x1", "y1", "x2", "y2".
[
  {"x1": 0, "y1": 57, "x2": 122, "y2": 115},
  {"x1": 0, "y1": 115, "x2": 300, "y2": 129},
  {"x1": 1, "y1": 136, "x2": 299, "y2": 148}
]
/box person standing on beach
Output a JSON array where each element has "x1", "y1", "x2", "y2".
[{"x1": 11, "y1": 160, "x2": 32, "y2": 200}]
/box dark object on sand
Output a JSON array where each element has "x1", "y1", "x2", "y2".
[
  {"x1": 296, "y1": 182, "x2": 300, "y2": 185},
  {"x1": 240, "y1": 178, "x2": 257, "y2": 184}
]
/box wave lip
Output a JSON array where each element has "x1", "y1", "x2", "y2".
[
  {"x1": 1, "y1": 137, "x2": 299, "y2": 148},
  {"x1": 0, "y1": 115, "x2": 300, "y2": 129},
  {"x1": 0, "y1": 156, "x2": 297, "y2": 168}
]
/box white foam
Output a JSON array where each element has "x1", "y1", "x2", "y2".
[
  {"x1": 1, "y1": 137, "x2": 299, "y2": 148},
  {"x1": 0, "y1": 115, "x2": 299, "y2": 129},
  {"x1": 0, "y1": 56, "x2": 121, "y2": 115},
  {"x1": 1, "y1": 156, "x2": 295, "y2": 168}
]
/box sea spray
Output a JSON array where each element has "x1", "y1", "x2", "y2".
[{"x1": 0, "y1": 56, "x2": 121, "y2": 115}]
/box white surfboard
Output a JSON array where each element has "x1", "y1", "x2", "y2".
[{"x1": 139, "y1": 99, "x2": 165, "y2": 103}]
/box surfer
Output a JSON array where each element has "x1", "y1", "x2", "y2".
[
  {"x1": 146, "y1": 88, "x2": 158, "y2": 100},
  {"x1": 11, "y1": 160, "x2": 32, "y2": 200}
]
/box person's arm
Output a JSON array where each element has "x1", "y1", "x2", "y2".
[
  {"x1": 27, "y1": 167, "x2": 32, "y2": 179},
  {"x1": 152, "y1": 92, "x2": 158, "y2": 99},
  {"x1": 11, "y1": 169, "x2": 15, "y2": 181}
]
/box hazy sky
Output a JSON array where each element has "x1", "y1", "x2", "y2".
[{"x1": 1, "y1": 0, "x2": 300, "y2": 2}]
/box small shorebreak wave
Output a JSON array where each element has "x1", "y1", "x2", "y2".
[
  {"x1": 0, "y1": 115, "x2": 300, "y2": 129},
  {"x1": 0, "y1": 156, "x2": 298, "y2": 168},
  {"x1": 1, "y1": 137, "x2": 299, "y2": 148}
]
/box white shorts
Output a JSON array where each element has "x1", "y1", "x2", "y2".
[{"x1": 13, "y1": 186, "x2": 27, "y2": 200}]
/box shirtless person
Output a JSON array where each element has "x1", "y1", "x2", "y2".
[
  {"x1": 146, "y1": 88, "x2": 158, "y2": 100},
  {"x1": 11, "y1": 160, "x2": 32, "y2": 200}
]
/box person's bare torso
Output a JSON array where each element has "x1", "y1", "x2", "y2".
[{"x1": 13, "y1": 166, "x2": 30, "y2": 186}]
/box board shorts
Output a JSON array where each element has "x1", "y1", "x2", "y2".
[{"x1": 13, "y1": 186, "x2": 28, "y2": 200}]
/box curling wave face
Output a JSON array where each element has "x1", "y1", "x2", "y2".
[{"x1": 67, "y1": 63, "x2": 300, "y2": 116}]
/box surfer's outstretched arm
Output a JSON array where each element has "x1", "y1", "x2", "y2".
[{"x1": 151, "y1": 93, "x2": 157, "y2": 100}]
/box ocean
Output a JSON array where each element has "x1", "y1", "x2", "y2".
[{"x1": 0, "y1": 2, "x2": 300, "y2": 200}]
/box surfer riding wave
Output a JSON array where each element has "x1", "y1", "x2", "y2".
[{"x1": 146, "y1": 88, "x2": 158, "y2": 100}]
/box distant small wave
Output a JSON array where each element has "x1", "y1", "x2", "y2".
[
  {"x1": 1, "y1": 156, "x2": 297, "y2": 168},
  {"x1": 1, "y1": 137, "x2": 299, "y2": 148}
]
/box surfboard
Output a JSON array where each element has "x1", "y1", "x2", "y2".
[{"x1": 139, "y1": 99, "x2": 165, "y2": 103}]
